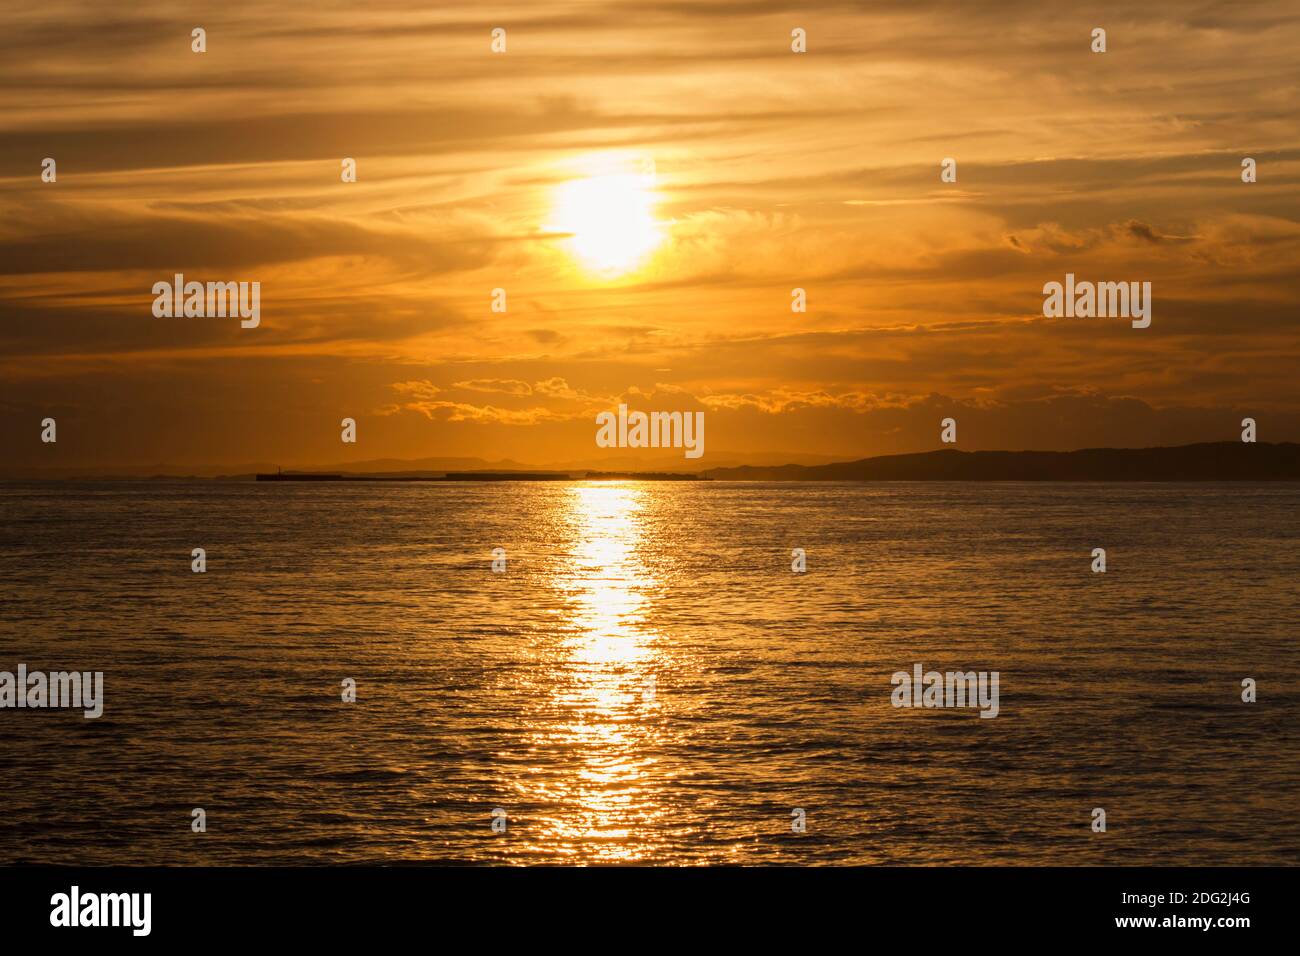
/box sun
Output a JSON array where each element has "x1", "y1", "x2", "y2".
[{"x1": 550, "y1": 171, "x2": 664, "y2": 276}]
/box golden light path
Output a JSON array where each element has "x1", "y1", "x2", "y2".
[{"x1": 524, "y1": 483, "x2": 671, "y2": 862}]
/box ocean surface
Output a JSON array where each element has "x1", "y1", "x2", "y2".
[{"x1": 0, "y1": 480, "x2": 1296, "y2": 865}]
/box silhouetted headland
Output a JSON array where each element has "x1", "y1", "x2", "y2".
[{"x1": 701, "y1": 442, "x2": 1300, "y2": 481}]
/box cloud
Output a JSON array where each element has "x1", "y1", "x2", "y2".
[
  {"x1": 391, "y1": 380, "x2": 442, "y2": 400},
  {"x1": 1124, "y1": 219, "x2": 1197, "y2": 244},
  {"x1": 451, "y1": 379, "x2": 533, "y2": 395},
  {"x1": 385, "y1": 400, "x2": 572, "y2": 426}
]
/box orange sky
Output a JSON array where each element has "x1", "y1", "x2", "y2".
[{"x1": 2, "y1": 1, "x2": 1298, "y2": 471}]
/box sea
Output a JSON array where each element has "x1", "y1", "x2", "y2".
[{"x1": 0, "y1": 480, "x2": 1296, "y2": 865}]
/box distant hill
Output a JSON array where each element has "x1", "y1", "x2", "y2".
[{"x1": 701, "y1": 442, "x2": 1300, "y2": 481}]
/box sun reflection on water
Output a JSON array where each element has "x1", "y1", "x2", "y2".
[{"x1": 522, "y1": 482, "x2": 671, "y2": 862}]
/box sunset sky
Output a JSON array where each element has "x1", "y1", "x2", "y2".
[{"x1": 1, "y1": 0, "x2": 1297, "y2": 471}]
